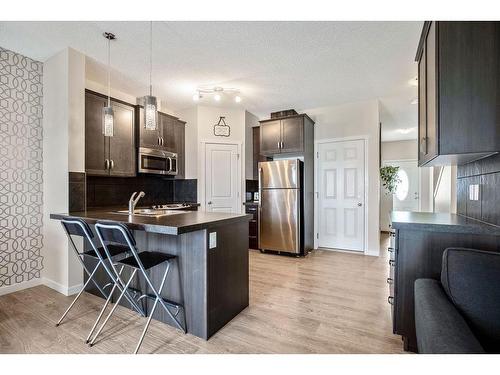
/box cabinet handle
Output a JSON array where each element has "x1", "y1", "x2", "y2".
[
  {"x1": 388, "y1": 296, "x2": 394, "y2": 305},
  {"x1": 110, "y1": 159, "x2": 114, "y2": 169},
  {"x1": 387, "y1": 247, "x2": 394, "y2": 253},
  {"x1": 389, "y1": 259, "x2": 395, "y2": 267},
  {"x1": 161, "y1": 137, "x2": 164, "y2": 146},
  {"x1": 105, "y1": 159, "x2": 109, "y2": 170},
  {"x1": 387, "y1": 277, "x2": 393, "y2": 285},
  {"x1": 277, "y1": 141, "x2": 281, "y2": 149}
]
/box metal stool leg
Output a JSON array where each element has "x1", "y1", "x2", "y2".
[
  {"x1": 134, "y1": 262, "x2": 171, "y2": 354},
  {"x1": 88, "y1": 269, "x2": 137, "y2": 347},
  {"x1": 86, "y1": 265, "x2": 124, "y2": 343},
  {"x1": 56, "y1": 261, "x2": 106, "y2": 327}
]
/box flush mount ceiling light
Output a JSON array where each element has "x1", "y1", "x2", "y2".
[
  {"x1": 193, "y1": 86, "x2": 242, "y2": 103},
  {"x1": 143, "y1": 21, "x2": 158, "y2": 131},
  {"x1": 102, "y1": 32, "x2": 116, "y2": 137}
]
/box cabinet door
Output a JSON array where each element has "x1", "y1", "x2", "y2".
[
  {"x1": 109, "y1": 101, "x2": 136, "y2": 177},
  {"x1": 174, "y1": 120, "x2": 186, "y2": 179},
  {"x1": 259, "y1": 120, "x2": 281, "y2": 155},
  {"x1": 161, "y1": 113, "x2": 176, "y2": 152},
  {"x1": 418, "y1": 43, "x2": 427, "y2": 164},
  {"x1": 425, "y1": 21, "x2": 438, "y2": 160},
  {"x1": 85, "y1": 92, "x2": 108, "y2": 176},
  {"x1": 138, "y1": 107, "x2": 161, "y2": 148},
  {"x1": 280, "y1": 116, "x2": 304, "y2": 153}
]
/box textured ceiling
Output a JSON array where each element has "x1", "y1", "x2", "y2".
[{"x1": 0, "y1": 21, "x2": 421, "y2": 140}]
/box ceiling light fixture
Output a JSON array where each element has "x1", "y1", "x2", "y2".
[
  {"x1": 143, "y1": 21, "x2": 158, "y2": 131},
  {"x1": 192, "y1": 86, "x2": 242, "y2": 103},
  {"x1": 396, "y1": 128, "x2": 415, "y2": 135},
  {"x1": 408, "y1": 77, "x2": 418, "y2": 87},
  {"x1": 102, "y1": 32, "x2": 116, "y2": 137}
]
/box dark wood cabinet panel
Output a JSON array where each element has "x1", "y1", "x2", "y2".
[
  {"x1": 160, "y1": 113, "x2": 176, "y2": 152},
  {"x1": 418, "y1": 43, "x2": 427, "y2": 161},
  {"x1": 85, "y1": 92, "x2": 108, "y2": 176},
  {"x1": 281, "y1": 116, "x2": 304, "y2": 153},
  {"x1": 416, "y1": 21, "x2": 500, "y2": 166},
  {"x1": 252, "y1": 127, "x2": 267, "y2": 180},
  {"x1": 391, "y1": 227, "x2": 500, "y2": 352},
  {"x1": 424, "y1": 22, "x2": 437, "y2": 161},
  {"x1": 260, "y1": 119, "x2": 281, "y2": 155},
  {"x1": 108, "y1": 101, "x2": 136, "y2": 177},
  {"x1": 174, "y1": 120, "x2": 186, "y2": 179}
]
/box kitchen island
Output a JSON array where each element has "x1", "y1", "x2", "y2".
[{"x1": 50, "y1": 209, "x2": 251, "y2": 340}]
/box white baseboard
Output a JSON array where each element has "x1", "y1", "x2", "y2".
[
  {"x1": 0, "y1": 278, "x2": 43, "y2": 296},
  {"x1": 42, "y1": 278, "x2": 83, "y2": 296}
]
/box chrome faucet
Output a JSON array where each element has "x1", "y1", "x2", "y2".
[{"x1": 129, "y1": 191, "x2": 145, "y2": 215}]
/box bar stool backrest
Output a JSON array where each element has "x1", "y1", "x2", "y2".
[
  {"x1": 61, "y1": 217, "x2": 96, "y2": 257},
  {"x1": 94, "y1": 221, "x2": 147, "y2": 276}
]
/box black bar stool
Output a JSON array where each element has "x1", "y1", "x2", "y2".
[
  {"x1": 56, "y1": 218, "x2": 145, "y2": 335},
  {"x1": 90, "y1": 221, "x2": 186, "y2": 354}
]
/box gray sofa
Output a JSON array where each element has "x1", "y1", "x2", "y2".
[{"x1": 414, "y1": 248, "x2": 500, "y2": 354}]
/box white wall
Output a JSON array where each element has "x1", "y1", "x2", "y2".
[
  {"x1": 196, "y1": 106, "x2": 246, "y2": 212},
  {"x1": 176, "y1": 106, "x2": 198, "y2": 179},
  {"x1": 304, "y1": 99, "x2": 381, "y2": 256},
  {"x1": 434, "y1": 165, "x2": 457, "y2": 213},
  {"x1": 379, "y1": 140, "x2": 433, "y2": 231},
  {"x1": 42, "y1": 47, "x2": 85, "y2": 296}
]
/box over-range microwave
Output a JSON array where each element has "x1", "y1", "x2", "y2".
[{"x1": 138, "y1": 147, "x2": 178, "y2": 176}]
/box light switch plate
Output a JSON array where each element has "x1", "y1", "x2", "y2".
[{"x1": 209, "y1": 232, "x2": 217, "y2": 249}]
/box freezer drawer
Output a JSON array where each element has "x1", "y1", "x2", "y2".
[{"x1": 259, "y1": 189, "x2": 299, "y2": 253}]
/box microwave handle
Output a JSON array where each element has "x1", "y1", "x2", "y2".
[{"x1": 167, "y1": 157, "x2": 172, "y2": 172}]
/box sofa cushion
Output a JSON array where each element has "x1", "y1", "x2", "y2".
[
  {"x1": 415, "y1": 278, "x2": 484, "y2": 353},
  {"x1": 441, "y1": 248, "x2": 500, "y2": 353}
]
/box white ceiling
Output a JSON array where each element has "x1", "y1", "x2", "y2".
[{"x1": 0, "y1": 21, "x2": 422, "y2": 140}]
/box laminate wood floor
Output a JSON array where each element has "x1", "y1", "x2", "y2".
[{"x1": 0, "y1": 236, "x2": 403, "y2": 354}]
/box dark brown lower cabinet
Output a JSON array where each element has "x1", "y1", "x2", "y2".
[
  {"x1": 389, "y1": 225, "x2": 500, "y2": 352},
  {"x1": 245, "y1": 203, "x2": 259, "y2": 250}
]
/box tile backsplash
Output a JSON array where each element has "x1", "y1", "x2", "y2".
[
  {"x1": 457, "y1": 153, "x2": 500, "y2": 226},
  {"x1": 86, "y1": 175, "x2": 197, "y2": 208}
]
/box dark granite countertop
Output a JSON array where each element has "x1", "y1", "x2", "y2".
[
  {"x1": 50, "y1": 209, "x2": 251, "y2": 235},
  {"x1": 390, "y1": 211, "x2": 500, "y2": 235}
]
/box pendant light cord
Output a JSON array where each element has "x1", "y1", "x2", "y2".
[
  {"x1": 107, "y1": 36, "x2": 111, "y2": 107},
  {"x1": 149, "y1": 21, "x2": 153, "y2": 96}
]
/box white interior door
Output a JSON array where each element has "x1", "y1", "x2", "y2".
[
  {"x1": 386, "y1": 160, "x2": 420, "y2": 211},
  {"x1": 317, "y1": 139, "x2": 365, "y2": 252},
  {"x1": 205, "y1": 143, "x2": 240, "y2": 213}
]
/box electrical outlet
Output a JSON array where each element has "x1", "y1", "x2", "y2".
[
  {"x1": 468, "y1": 184, "x2": 479, "y2": 201},
  {"x1": 209, "y1": 232, "x2": 217, "y2": 249}
]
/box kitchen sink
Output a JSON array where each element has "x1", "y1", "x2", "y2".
[{"x1": 113, "y1": 209, "x2": 186, "y2": 218}]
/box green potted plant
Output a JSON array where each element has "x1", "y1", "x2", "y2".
[{"x1": 380, "y1": 166, "x2": 401, "y2": 194}]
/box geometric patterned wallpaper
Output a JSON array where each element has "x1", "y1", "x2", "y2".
[{"x1": 0, "y1": 46, "x2": 44, "y2": 287}]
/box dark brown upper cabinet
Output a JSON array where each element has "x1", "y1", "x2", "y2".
[
  {"x1": 174, "y1": 120, "x2": 186, "y2": 179},
  {"x1": 252, "y1": 126, "x2": 268, "y2": 179},
  {"x1": 259, "y1": 114, "x2": 313, "y2": 156},
  {"x1": 85, "y1": 90, "x2": 136, "y2": 177},
  {"x1": 416, "y1": 21, "x2": 500, "y2": 167}
]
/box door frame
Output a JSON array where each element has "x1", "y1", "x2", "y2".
[
  {"x1": 199, "y1": 139, "x2": 243, "y2": 213},
  {"x1": 382, "y1": 158, "x2": 422, "y2": 212},
  {"x1": 314, "y1": 135, "x2": 369, "y2": 253}
]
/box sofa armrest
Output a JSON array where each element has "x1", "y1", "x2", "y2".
[{"x1": 414, "y1": 279, "x2": 484, "y2": 354}]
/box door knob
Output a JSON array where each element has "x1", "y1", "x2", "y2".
[{"x1": 357, "y1": 202, "x2": 362, "y2": 207}]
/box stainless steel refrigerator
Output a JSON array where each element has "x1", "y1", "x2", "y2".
[{"x1": 258, "y1": 159, "x2": 303, "y2": 255}]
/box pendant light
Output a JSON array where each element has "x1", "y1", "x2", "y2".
[
  {"x1": 144, "y1": 21, "x2": 158, "y2": 131},
  {"x1": 102, "y1": 32, "x2": 116, "y2": 137}
]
